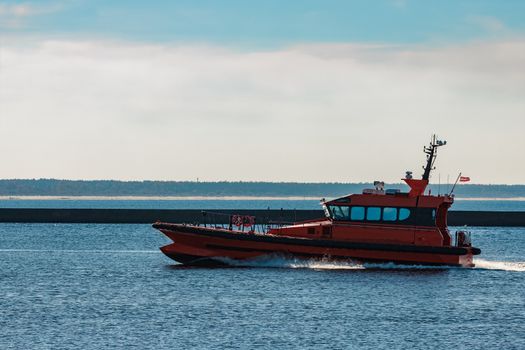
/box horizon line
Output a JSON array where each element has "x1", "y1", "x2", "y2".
[{"x1": 1, "y1": 178, "x2": 524, "y2": 186}]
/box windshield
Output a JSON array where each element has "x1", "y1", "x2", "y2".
[{"x1": 327, "y1": 205, "x2": 350, "y2": 220}]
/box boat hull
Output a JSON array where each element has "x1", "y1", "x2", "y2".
[{"x1": 153, "y1": 223, "x2": 481, "y2": 267}]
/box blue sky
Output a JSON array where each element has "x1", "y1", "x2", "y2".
[
  {"x1": 0, "y1": 1, "x2": 524, "y2": 183},
  {"x1": 2, "y1": 0, "x2": 525, "y2": 45}
]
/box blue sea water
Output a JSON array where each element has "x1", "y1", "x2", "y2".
[{"x1": 1, "y1": 200, "x2": 525, "y2": 349}]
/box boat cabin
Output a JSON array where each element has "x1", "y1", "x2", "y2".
[
  {"x1": 320, "y1": 179, "x2": 454, "y2": 246},
  {"x1": 270, "y1": 136, "x2": 455, "y2": 248}
]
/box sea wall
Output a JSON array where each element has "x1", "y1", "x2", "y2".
[{"x1": 0, "y1": 208, "x2": 524, "y2": 226}]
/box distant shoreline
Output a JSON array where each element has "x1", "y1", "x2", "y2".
[
  {"x1": 2, "y1": 179, "x2": 525, "y2": 198},
  {"x1": 0, "y1": 195, "x2": 322, "y2": 201},
  {"x1": 1, "y1": 195, "x2": 525, "y2": 201}
]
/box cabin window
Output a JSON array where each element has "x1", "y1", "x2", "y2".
[
  {"x1": 350, "y1": 206, "x2": 365, "y2": 220},
  {"x1": 329, "y1": 205, "x2": 350, "y2": 220},
  {"x1": 366, "y1": 207, "x2": 381, "y2": 221},
  {"x1": 399, "y1": 208, "x2": 411, "y2": 221},
  {"x1": 415, "y1": 208, "x2": 437, "y2": 226},
  {"x1": 383, "y1": 207, "x2": 397, "y2": 221}
]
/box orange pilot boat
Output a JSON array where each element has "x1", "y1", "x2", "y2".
[{"x1": 153, "y1": 136, "x2": 481, "y2": 267}]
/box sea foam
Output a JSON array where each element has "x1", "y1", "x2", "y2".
[
  {"x1": 474, "y1": 259, "x2": 525, "y2": 272},
  {"x1": 217, "y1": 255, "x2": 525, "y2": 272}
]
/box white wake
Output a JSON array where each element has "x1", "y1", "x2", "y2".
[
  {"x1": 219, "y1": 256, "x2": 365, "y2": 270},
  {"x1": 474, "y1": 259, "x2": 525, "y2": 272},
  {"x1": 219, "y1": 256, "x2": 455, "y2": 270},
  {"x1": 217, "y1": 256, "x2": 525, "y2": 272}
]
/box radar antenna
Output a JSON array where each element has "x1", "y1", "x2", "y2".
[{"x1": 422, "y1": 135, "x2": 446, "y2": 181}]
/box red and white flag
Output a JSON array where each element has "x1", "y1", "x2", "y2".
[{"x1": 459, "y1": 176, "x2": 471, "y2": 182}]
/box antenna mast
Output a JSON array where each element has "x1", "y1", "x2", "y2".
[{"x1": 422, "y1": 135, "x2": 447, "y2": 181}]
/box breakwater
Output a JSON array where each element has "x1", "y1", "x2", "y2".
[{"x1": 0, "y1": 208, "x2": 524, "y2": 226}]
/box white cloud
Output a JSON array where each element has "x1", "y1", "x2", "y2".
[
  {"x1": 0, "y1": 38, "x2": 524, "y2": 183},
  {"x1": 0, "y1": 2, "x2": 62, "y2": 16},
  {"x1": 0, "y1": 2, "x2": 63, "y2": 28}
]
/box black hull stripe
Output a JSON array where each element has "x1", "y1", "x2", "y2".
[{"x1": 153, "y1": 223, "x2": 481, "y2": 256}]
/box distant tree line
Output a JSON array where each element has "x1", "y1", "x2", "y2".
[{"x1": 0, "y1": 179, "x2": 524, "y2": 198}]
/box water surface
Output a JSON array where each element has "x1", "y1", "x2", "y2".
[{"x1": 1, "y1": 222, "x2": 524, "y2": 349}]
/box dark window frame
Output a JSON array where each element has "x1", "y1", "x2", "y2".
[{"x1": 328, "y1": 205, "x2": 436, "y2": 227}]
